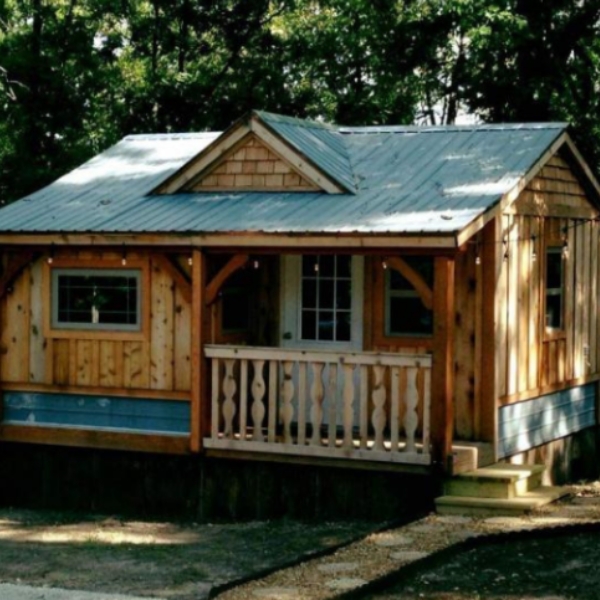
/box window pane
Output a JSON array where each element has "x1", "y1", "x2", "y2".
[
  {"x1": 336, "y1": 280, "x2": 351, "y2": 309},
  {"x1": 546, "y1": 250, "x2": 562, "y2": 289},
  {"x1": 302, "y1": 279, "x2": 317, "y2": 309},
  {"x1": 301, "y1": 310, "x2": 316, "y2": 340},
  {"x1": 303, "y1": 255, "x2": 318, "y2": 277},
  {"x1": 318, "y1": 311, "x2": 334, "y2": 341},
  {"x1": 320, "y1": 255, "x2": 334, "y2": 277},
  {"x1": 546, "y1": 294, "x2": 562, "y2": 329},
  {"x1": 336, "y1": 312, "x2": 351, "y2": 341},
  {"x1": 320, "y1": 279, "x2": 334, "y2": 309},
  {"x1": 545, "y1": 248, "x2": 563, "y2": 330},
  {"x1": 337, "y1": 256, "x2": 351, "y2": 278},
  {"x1": 388, "y1": 297, "x2": 433, "y2": 336},
  {"x1": 53, "y1": 270, "x2": 140, "y2": 330}
]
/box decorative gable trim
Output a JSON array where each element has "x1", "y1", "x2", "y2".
[
  {"x1": 152, "y1": 112, "x2": 347, "y2": 195},
  {"x1": 187, "y1": 133, "x2": 319, "y2": 192}
]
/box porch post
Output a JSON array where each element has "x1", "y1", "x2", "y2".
[
  {"x1": 190, "y1": 248, "x2": 206, "y2": 452},
  {"x1": 431, "y1": 255, "x2": 456, "y2": 472}
]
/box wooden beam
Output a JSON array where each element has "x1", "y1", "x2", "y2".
[
  {"x1": 205, "y1": 253, "x2": 249, "y2": 306},
  {"x1": 190, "y1": 249, "x2": 204, "y2": 452},
  {"x1": 430, "y1": 256, "x2": 456, "y2": 472},
  {"x1": 479, "y1": 219, "x2": 497, "y2": 444},
  {"x1": 152, "y1": 254, "x2": 192, "y2": 304},
  {"x1": 386, "y1": 256, "x2": 433, "y2": 310},
  {"x1": 0, "y1": 424, "x2": 190, "y2": 454},
  {"x1": 0, "y1": 233, "x2": 459, "y2": 250},
  {"x1": 0, "y1": 251, "x2": 37, "y2": 299}
]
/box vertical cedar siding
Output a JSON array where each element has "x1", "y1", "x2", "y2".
[
  {"x1": 494, "y1": 153, "x2": 600, "y2": 405},
  {"x1": 0, "y1": 249, "x2": 192, "y2": 396}
]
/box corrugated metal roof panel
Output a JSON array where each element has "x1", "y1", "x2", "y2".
[
  {"x1": 257, "y1": 111, "x2": 357, "y2": 192},
  {"x1": 0, "y1": 118, "x2": 569, "y2": 237}
]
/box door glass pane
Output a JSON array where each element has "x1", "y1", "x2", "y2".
[
  {"x1": 300, "y1": 256, "x2": 353, "y2": 342},
  {"x1": 318, "y1": 311, "x2": 334, "y2": 341}
]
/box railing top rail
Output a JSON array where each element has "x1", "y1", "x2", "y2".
[{"x1": 204, "y1": 344, "x2": 432, "y2": 368}]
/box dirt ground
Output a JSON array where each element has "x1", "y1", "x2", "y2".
[
  {"x1": 2, "y1": 483, "x2": 600, "y2": 600},
  {"x1": 359, "y1": 482, "x2": 600, "y2": 600},
  {"x1": 0, "y1": 510, "x2": 378, "y2": 599},
  {"x1": 362, "y1": 528, "x2": 600, "y2": 600}
]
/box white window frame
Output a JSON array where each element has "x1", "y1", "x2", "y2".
[
  {"x1": 280, "y1": 255, "x2": 363, "y2": 351},
  {"x1": 51, "y1": 268, "x2": 142, "y2": 332}
]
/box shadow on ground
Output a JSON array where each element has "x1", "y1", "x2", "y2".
[{"x1": 0, "y1": 509, "x2": 384, "y2": 599}]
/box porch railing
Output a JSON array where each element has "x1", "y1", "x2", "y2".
[{"x1": 203, "y1": 345, "x2": 432, "y2": 465}]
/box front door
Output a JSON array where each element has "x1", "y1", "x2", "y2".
[{"x1": 280, "y1": 254, "x2": 364, "y2": 351}]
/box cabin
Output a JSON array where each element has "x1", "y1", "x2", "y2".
[{"x1": 0, "y1": 111, "x2": 598, "y2": 517}]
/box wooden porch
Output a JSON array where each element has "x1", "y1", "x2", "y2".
[{"x1": 205, "y1": 344, "x2": 444, "y2": 468}]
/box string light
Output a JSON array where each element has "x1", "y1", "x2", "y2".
[
  {"x1": 253, "y1": 260, "x2": 260, "y2": 269},
  {"x1": 503, "y1": 237, "x2": 509, "y2": 262},
  {"x1": 314, "y1": 261, "x2": 319, "y2": 273},
  {"x1": 121, "y1": 244, "x2": 127, "y2": 266},
  {"x1": 531, "y1": 235, "x2": 537, "y2": 262},
  {"x1": 475, "y1": 236, "x2": 481, "y2": 266},
  {"x1": 382, "y1": 258, "x2": 388, "y2": 270},
  {"x1": 47, "y1": 243, "x2": 54, "y2": 265},
  {"x1": 188, "y1": 256, "x2": 193, "y2": 266}
]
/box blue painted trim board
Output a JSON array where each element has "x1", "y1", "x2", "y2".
[
  {"x1": 498, "y1": 383, "x2": 597, "y2": 458},
  {"x1": 2, "y1": 391, "x2": 190, "y2": 435}
]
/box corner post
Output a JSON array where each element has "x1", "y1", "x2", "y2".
[
  {"x1": 431, "y1": 255, "x2": 456, "y2": 472},
  {"x1": 190, "y1": 248, "x2": 206, "y2": 452}
]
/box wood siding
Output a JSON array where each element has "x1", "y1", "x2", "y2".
[
  {"x1": 495, "y1": 153, "x2": 600, "y2": 407},
  {"x1": 191, "y1": 134, "x2": 319, "y2": 192},
  {"x1": 0, "y1": 250, "x2": 192, "y2": 397}
]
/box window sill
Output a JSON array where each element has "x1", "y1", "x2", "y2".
[
  {"x1": 544, "y1": 328, "x2": 566, "y2": 342},
  {"x1": 47, "y1": 328, "x2": 147, "y2": 342}
]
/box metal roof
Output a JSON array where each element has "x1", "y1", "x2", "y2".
[
  {"x1": 256, "y1": 111, "x2": 357, "y2": 192},
  {"x1": 0, "y1": 116, "x2": 570, "y2": 237}
]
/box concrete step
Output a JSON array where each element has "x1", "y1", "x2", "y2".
[
  {"x1": 444, "y1": 463, "x2": 546, "y2": 499},
  {"x1": 435, "y1": 486, "x2": 569, "y2": 517}
]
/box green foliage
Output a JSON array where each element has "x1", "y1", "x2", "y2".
[{"x1": 1, "y1": 0, "x2": 600, "y2": 203}]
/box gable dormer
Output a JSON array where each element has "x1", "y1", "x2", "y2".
[
  {"x1": 153, "y1": 110, "x2": 356, "y2": 195},
  {"x1": 188, "y1": 133, "x2": 319, "y2": 192}
]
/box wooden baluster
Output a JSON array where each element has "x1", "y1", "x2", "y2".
[
  {"x1": 297, "y1": 362, "x2": 307, "y2": 445},
  {"x1": 310, "y1": 362, "x2": 324, "y2": 446},
  {"x1": 222, "y1": 359, "x2": 237, "y2": 439},
  {"x1": 251, "y1": 359, "x2": 266, "y2": 442},
  {"x1": 421, "y1": 367, "x2": 432, "y2": 455},
  {"x1": 371, "y1": 364, "x2": 387, "y2": 451},
  {"x1": 342, "y1": 363, "x2": 355, "y2": 449},
  {"x1": 328, "y1": 363, "x2": 337, "y2": 447},
  {"x1": 359, "y1": 365, "x2": 368, "y2": 449},
  {"x1": 268, "y1": 360, "x2": 277, "y2": 443},
  {"x1": 239, "y1": 359, "x2": 248, "y2": 440},
  {"x1": 404, "y1": 367, "x2": 419, "y2": 453},
  {"x1": 211, "y1": 358, "x2": 220, "y2": 439},
  {"x1": 390, "y1": 366, "x2": 400, "y2": 453},
  {"x1": 280, "y1": 360, "x2": 295, "y2": 444}
]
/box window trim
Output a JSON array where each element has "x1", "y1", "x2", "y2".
[
  {"x1": 544, "y1": 246, "x2": 565, "y2": 334},
  {"x1": 384, "y1": 258, "x2": 434, "y2": 339},
  {"x1": 280, "y1": 255, "x2": 363, "y2": 351},
  {"x1": 44, "y1": 259, "x2": 149, "y2": 341}
]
